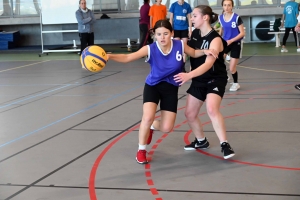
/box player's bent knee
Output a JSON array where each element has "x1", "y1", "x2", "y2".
[
  {"x1": 206, "y1": 107, "x2": 218, "y2": 118},
  {"x1": 160, "y1": 125, "x2": 173, "y2": 133},
  {"x1": 142, "y1": 116, "x2": 155, "y2": 126},
  {"x1": 185, "y1": 112, "x2": 197, "y2": 122}
]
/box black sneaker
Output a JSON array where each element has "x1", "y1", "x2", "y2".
[
  {"x1": 221, "y1": 142, "x2": 235, "y2": 159},
  {"x1": 295, "y1": 84, "x2": 300, "y2": 91},
  {"x1": 184, "y1": 137, "x2": 210, "y2": 150}
]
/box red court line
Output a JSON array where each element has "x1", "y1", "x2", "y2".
[
  {"x1": 89, "y1": 83, "x2": 295, "y2": 199},
  {"x1": 145, "y1": 164, "x2": 151, "y2": 170},
  {"x1": 150, "y1": 188, "x2": 159, "y2": 195},
  {"x1": 147, "y1": 179, "x2": 154, "y2": 185},
  {"x1": 88, "y1": 124, "x2": 140, "y2": 200},
  {"x1": 145, "y1": 171, "x2": 152, "y2": 177},
  {"x1": 184, "y1": 107, "x2": 300, "y2": 171}
]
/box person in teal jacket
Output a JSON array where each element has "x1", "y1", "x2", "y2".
[{"x1": 280, "y1": 0, "x2": 299, "y2": 52}]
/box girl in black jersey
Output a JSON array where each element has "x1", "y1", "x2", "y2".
[{"x1": 174, "y1": 5, "x2": 235, "y2": 159}]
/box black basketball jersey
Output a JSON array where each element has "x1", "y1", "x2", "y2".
[{"x1": 189, "y1": 28, "x2": 227, "y2": 86}]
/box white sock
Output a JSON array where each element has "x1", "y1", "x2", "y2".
[
  {"x1": 197, "y1": 137, "x2": 206, "y2": 142},
  {"x1": 220, "y1": 140, "x2": 228, "y2": 144},
  {"x1": 150, "y1": 124, "x2": 155, "y2": 130},
  {"x1": 138, "y1": 144, "x2": 146, "y2": 150}
]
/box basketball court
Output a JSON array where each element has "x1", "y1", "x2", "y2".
[{"x1": 0, "y1": 43, "x2": 299, "y2": 200}]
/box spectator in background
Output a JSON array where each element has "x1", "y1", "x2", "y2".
[
  {"x1": 169, "y1": 0, "x2": 192, "y2": 66},
  {"x1": 149, "y1": 0, "x2": 167, "y2": 31},
  {"x1": 280, "y1": 0, "x2": 299, "y2": 52},
  {"x1": 139, "y1": 0, "x2": 153, "y2": 50},
  {"x1": 76, "y1": 0, "x2": 96, "y2": 55}
]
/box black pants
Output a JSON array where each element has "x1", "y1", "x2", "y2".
[
  {"x1": 138, "y1": 24, "x2": 153, "y2": 50},
  {"x1": 79, "y1": 32, "x2": 94, "y2": 54},
  {"x1": 282, "y1": 27, "x2": 298, "y2": 46}
]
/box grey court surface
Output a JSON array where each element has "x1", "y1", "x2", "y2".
[{"x1": 0, "y1": 46, "x2": 299, "y2": 200}]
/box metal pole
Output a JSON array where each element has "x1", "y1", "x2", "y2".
[
  {"x1": 9, "y1": 0, "x2": 14, "y2": 18},
  {"x1": 40, "y1": 8, "x2": 44, "y2": 55}
]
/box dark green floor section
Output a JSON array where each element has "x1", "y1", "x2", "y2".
[{"x1": 0, "y1": 42, "x2": 299, "y2": 61}]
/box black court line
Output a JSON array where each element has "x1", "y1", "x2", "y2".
[
  {"x1": 224, "y1": 130, "x2": 300, "y2": 133},
  {"x1": 222, "y1": 98, "x2": 300, "y2": 99},
  {"x1": 223, "y1": 94, "x2": 300, "y2": 96},
  {"x1": 0, "y1": 93, "x2": 185, "y2": 164},
  {"x1": 2, "y1": 94, "x2": 186, "y2": 199},
  {"x1": 0, "y1": 71, "x2": 121, "y2": 114},
  {"x1": 0, "y1": 184, "x2": 299, "y2": 197},
  {"x1": 237, "y1": 54, "x2": 256, "y2": 65},
  {"x1": 69, "y1": 129, "x2": 300, "y2": 134},
  {"x1": 69, "y1": 129, "x2": 189, "y2": 132},
  {"x1": 149, "y1": 94, "x2": 300, "y2": 97},
  {"x1": 0, "y1": 71, "x2": 107, "y2": 105},
  {"x1": 237, "y1": 78, "x2": 300, "y2": 80},
  {"x1": 0, "y1": 94, "x2": 141, "y2": 164},
  {"x1": 3, "y1": 122, "x2": 142, "y2": 200},
  {"x1": 240, "y1": 81, "x2": 299, "y2": 83}
]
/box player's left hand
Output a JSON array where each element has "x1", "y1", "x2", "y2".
[
  {"x1": 174, "y1": 72, "x2": 193, "y2": 86},
  {"x1": 204, "y1": 49, "x2": 218, "y2": 58},
  {"x1": 226, "y1": 40, "x2": 233, "y2": 46},
  {"x1": 106, "y1": 54, "x2": 111, "y2": 60}
]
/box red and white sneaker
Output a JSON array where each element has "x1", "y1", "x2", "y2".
[
  {"x1": 146, "y1": 129, "x2": 154, "y2": 145},
  {"x1": 136, "y1": 150, "x2": 148, "y2": 164}
]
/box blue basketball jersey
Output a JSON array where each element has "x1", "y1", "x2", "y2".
[
  {"x1": 169, "y1": 2, "x2": 192, "y2": 30},
  {"x1": 219, "y1": 13, "x2": 241, "y2": 41},
  {"x1": 145, "y1": 40, "x2": 184, "y2": 86}
]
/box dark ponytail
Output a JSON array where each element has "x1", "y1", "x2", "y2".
[
  {"x1": 211, "y1": 12, "x2": 219, "y2": 24},
  {"x1": 195, "y1": 5, "x2": 219, "y2": 24}
]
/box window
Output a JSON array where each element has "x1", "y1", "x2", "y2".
[{"x1": 13, "y1": 0, "x2": 40, "y2": 15}]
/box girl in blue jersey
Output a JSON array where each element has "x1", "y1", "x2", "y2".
[
  {"x1": 219, "y1": 0, "x2": 245, "y2": 91},
  {"x1": 108, "y1": 20, "x2": 218, "y2": 164},
  {"x1": 169, "y1": 0, "x2": 193, "y2": 68},
  {"x1": 174, "y1": 5, "x2": 235, "y2": 159}
]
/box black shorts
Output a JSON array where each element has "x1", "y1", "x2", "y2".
[
  {"x1": 143, "y1": 82, "x2": 179, "y2": 113},
  {"x1": 173, "y1": 29, "x2": 189, "y2": 39},
  {"x1": 187, "y1": 79, "x2": 227, "y2": 102},
  {"x1": 224, "y1": 41, "x2": 241, "y2": 59}
]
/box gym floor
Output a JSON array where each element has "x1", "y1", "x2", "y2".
[{"x1": 0, "y1": 43, "x2": 299, "y2": 200}]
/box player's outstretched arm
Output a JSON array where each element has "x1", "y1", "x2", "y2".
[{"x1": 108, "y1": 46, "x2": 148, "y2": 63}]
